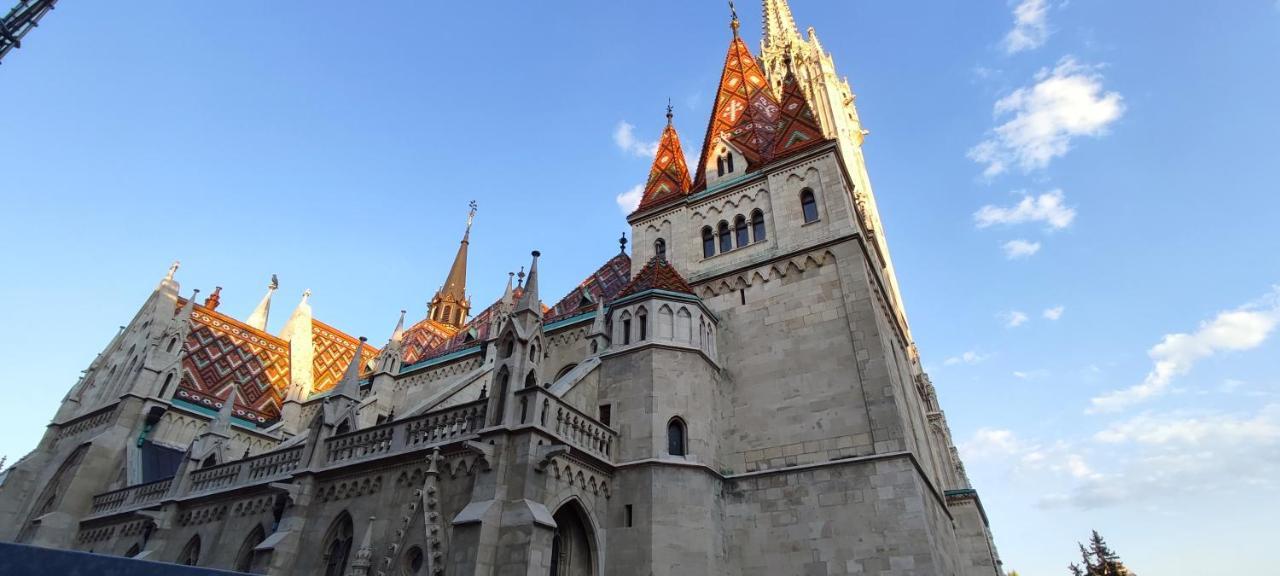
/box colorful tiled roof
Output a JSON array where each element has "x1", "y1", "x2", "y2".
[
  {"x1": 693, "y1": 35, "x2": 775, "y2": 191},
  {"x1": 544, "y1": 253, "x2": 633, "y2": 324},
  {"x1": 401, "y1": 318, "x2": 460, "y2": 366},
  {"x1": 635, "y1": 114, "x2": 693, "y2": 213},
  {"x1": 771, "y1": 62, "x2": 826, "y2": 158},
  {"x1": 175, "y1": 301, "x2": 290, "y2": 425},
  {"x1": 311, "y1": 319, "x2": 380, "y2": 394},
  {"x1": 616, "y1": 256, "x2": 694, "y2": 299}
]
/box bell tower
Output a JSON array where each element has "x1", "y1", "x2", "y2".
[{"x1": 427, "y1": 202, "x2": 476, "y2": 329}]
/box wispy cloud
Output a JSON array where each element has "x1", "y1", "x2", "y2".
[
  {"x1": 1088, "y1": 287, "x2": 1280, "y2": 413},
  {"x1": 1004, "y1": 0, "x2": 1051, "y2": 54},
  {"x1": 945, "y1": 351, "x2": 988, "y2": 366},
  {"x1": 613, "y1": 121, "x2": 658, "y2": 158},
  {"x1": 969, "y1": 57, "x2": 1124, "y2": 177},
  {"x1": 975, "y1": 190, "x2": 1077, "y2": 229},
  {"x1": 1003, "y1": 239, "x2": 1041, "y2": 259},
  {"x1": 615, "y1": 184, "x2": 643, "y2": 214},
  {"x1": 1043, "y1": 305, "x2": 1065, "y2": 320},
  {"x1": 1002, "y1": 310, "x2": 1030, "y2": 327}
]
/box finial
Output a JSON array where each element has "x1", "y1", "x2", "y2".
[
  {"x1": 466, "y1": 200, "x2": 478, "y2": 234},
  {"x1": 204, "y1": 286, "x2": 222, "y2": 311},
  {"x1": 166, "y1": 260, "x2": 180, "y2": 281},
  {"x1": 729, "y1": 0, "x2": 740, "y2": 35},
  {"x1": 666, "y1": 99, "x2": 674, "y2": 125},
  {"x1": 619, "y1": 232, "x2": 628, "y2": 254},
  {"x1": 269, "y1": 274, "x2": 279, "y2": 291},
  {"x1": 517, "y1": 266, "x2": 525, "y2": 288}
]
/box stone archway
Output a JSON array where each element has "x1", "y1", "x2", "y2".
[{"x1": 548, "y1": 500, "x2": 595, "y2": 576}]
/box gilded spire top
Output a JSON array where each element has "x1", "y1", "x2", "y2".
[{"x1": 729, "y1": 0, "x2": 740, "y2": 36}]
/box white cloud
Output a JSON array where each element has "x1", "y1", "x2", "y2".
[
  {"x1": 613, "y1": 121, "x2": 658, "y2": 158},
  {"x1": 1002, "y1": 310, "x2": 1030, "y2": 327},
  {"x1": 1002, "y1": 239, "x2": 1041, "y2": 259},
  {"x1": 975, "y1": 190, "x2": 1076, "y2": 229},
  {"x1": 1089, "y1": 287, "x2": 1280, "y2": 413},
  {"x1": 945, "y1": 351, "x2": 988, "y2": 366},
  {"x1": 1043, "y1": 405, "x2": 1280, "y2": 509},
  {"x1": 1004, "y1": 0, "x2": 1051, "y2": 54},
  {"x1": 615, "y1": 184, "x2": 644, "y2": 214},
  {"x1": 961, "y1": 428, "x2": 1023, "y2": 459},
  {"x1": 1043, "y1": 305, "x2": 1065, "y2": 320},
  {"x1": 1013, "y1": 369, "x2": 1050, "y2": 380},
  {"x1": 969, "y1": 57, "x2": 1124, "y2": 177}
]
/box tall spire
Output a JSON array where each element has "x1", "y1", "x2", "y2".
[
  {"x1": 333, "y1": 337, "x2": 367, "y2": 401},
  {"x1": 693, "y1": 29, "x2": 778, "y2": 190},
  {"x1": 514, "y1": 251, "x2": 541, "y2": 317},
  {"x1": 390, "y1": 309, "x2": 407, "y2": 345},
  {"x1": 246, "y1": 274, "x2": 278, "y2": 331},
  {"x1": 428, "y1": 203, "x2": 475, "y2": 329},
  {"x1": 762, "y1": 0, "x2": 801, "y2": 49},
  {"x1": 634, "y1": 104, "x2": 693, "y2": 213}
]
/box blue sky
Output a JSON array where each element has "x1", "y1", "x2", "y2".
[{"x1": 1, "y1": 1, "x2": 1278, "y2": 573}]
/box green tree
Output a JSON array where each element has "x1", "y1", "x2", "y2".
[{"x1": 1067, "y1": 531, "x2": 1134, "y2": 576}]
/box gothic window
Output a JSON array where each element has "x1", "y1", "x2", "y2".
[
  {"x1": 801, "y1": 189, "x2": 819, "y2": 223},
  {"x1": 179, "y1": 535, "x2": 201, "y2": 566},
  {"x1": 442, "y1": 305, "x2": 453, "y2": 323},
  {"x1": 201, "y1": 455, "x2": 218, "y2": 469},
  {"x1": 752, "y1": 209, "x2": 766, "y2": 241},
  {"x1": 524, "y1": 370, "x2": 537, "y2": 389},
  {"x1": 734, "y1": 215, "x2": 749, "y2": 247},
  {"x1": 677, "y1": 308, "x2": 692, "y2": 343},
  {"x1": 404, "y1": 546, "x2": 425, "y2": 575},
  {"x1": 619, "y1": 311, "x2": 632, "y2": 345},
  {"x1": 701, "y1": 226, "x2": 715, "y2": 258},
  {"x1": 321, "y1": 513, "x2": 354, "y2": 576},
  {"x1": 716, "y1": 156, "x2": 725, "y2": 177},
  {"x1": 335, "y1": 420, "x2": 351, "y2": 435},
  {"x1": 166, "y1": 337, "x2": 177, "y2": 353},
  {"x1": 159, "y1": 373, "x2": 174, "y2": 398},
  {"x1": 717, "y1": 221, "x2": 732, "y2": 253},
  {"x1": 492, "y1": 368, "x2": 509, "y2": 425},
  {"x1": 234, "y1": 524, "x2": 265, "y2": 573},
  {"x1": 637, "y1": 308, "x2": 648, "y2": 341},
  {"x1": 658, "y1": 305, "x2": 674, "y2": 339},
  {"x1": 501, "y1": 333, "x2": 515, "y2": 358},
  {"x1": 654, "y1": 238, "x2": 667, "y2": 261},
  {"x1": 529, "y1": 340, "x2": 538, "y2": 362},
  {"x1": 667, "y1": 418, "x2": 687, "y2": 457}
]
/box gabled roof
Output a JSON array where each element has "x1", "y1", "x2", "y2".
[
  {"x1": 771, "y1": 62, "x2": 826, "y2": 158},
  {"x1": 616, "y1": 256, "x2": 694, "y2": 299},
  {"x1": 693, "y1": 35, "x2": 776, "y2": 191},
  {"x1": 635, "y1": 115, "x2": 693, "y2": 213},
  {"x1": 310, "y1": 319, "x2": 380, "y2": 394},
  {"x1": 544, "y1": 253, "x2": 633, "y2": 324},
  {"x1": 401, "y1": 318, "x2": 460, "y2": 366},
  {"x1": 175, "y1": 300, "x2": 291, "y2": 426}
]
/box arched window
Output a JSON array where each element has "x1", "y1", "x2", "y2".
[
  {"x1": 166, "y1": 337, "x2": 178, "y2": 353},
  {"x1": 529, "y1": 341, "x2": 538, "y2": 362},
  {"x1": 442, "y1": 305, "x2": 453, "y2": 323},
  {"x1": 492, "y1": 368, "x2": 509, "y2": 425},
  {"x1": 726, "y1": 152, "x2": 735, "y2": 173},
  {"x1": 179, "y1": 535, "x2": 201, "y2": 566},
  {"x1": 752, "y1": 209, "x2": 766, "y2": 242},
  {"x1": 524, "y1": 370, "x2": 537, "y2": 389},
  {"x1": 801, "y1": 189, "x2": 819, "y2": 223},
  {"x1": 654, "y1": 238, "x2": 667, "y2": 261},
  {"x1": 667, "y1": 418, "x2": 687, "y2": 457},
  {"x1": 716, "y1": 156, "x2": 725, "y2": 177},
  {"x1": 201, "y1": 455, "x2": 218, "y2": 469},
  {"x1": 734, "y1": 215, "x2": 749, "y2": 247},
  {"x1": 159, "y1": 373, "x2": 174, "y2": 398},
  {"x1": 637, "y1": 308, "x2": 648, "y2": 341},
  {"x1": 321, "y1": 513, "x2": 354, "y2": 576},
  {"x1": 701, "y1": 226, "x2": 715, "y2": 258},
  {"x1": 501, "y1": 334, "x2": 515, "y2": 358},
  {"x1": 619, "y1": 311, "x2": 632, "y2": 345},
  {"x1": 234, "y1": 524, "x2": 265, "y2": 573},
  {"x1": 717, "y1": 221, "x2": 731, "y2": 253}
]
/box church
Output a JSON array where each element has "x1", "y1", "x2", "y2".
[{"x1": 0, "y1": 2, "x2": 1004, "y2": 574}]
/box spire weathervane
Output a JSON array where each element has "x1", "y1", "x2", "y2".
[
  {"x1": 729, "y1": 0, "x2": 740, "y2": 35},
  {"x1": 619, "y1": 232, "x2": 628, "y2": 254},
  {"x1": 466, "y1": 200, "x2": 478, "y2": 233},
  {"x1": 666, "y1": 99, "x2": 674, "y2": 125}
]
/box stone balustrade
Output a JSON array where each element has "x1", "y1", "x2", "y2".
[
  {"x1": 324, "y1": 398, "x2": 488, "y2": 466},
  {"x1": 515, "y1": 388, "x2": 616, "y2": 460},
  {"x1": 55, "y1": 404, "x2": 117, "y2": 443},
  {"x1": 89, "y1": 477, "x2": 172, "y2": 516}
]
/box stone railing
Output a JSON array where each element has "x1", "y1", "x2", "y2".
[
  {"x1": 188, "y1": 460, "x2": 242, "y2": 494},
  {"x1": 89, "y1": 477, "x2": 172, "y2": 516},
  {"x1": 325, "y1": 398, "x2": 488, "y2": 466},
  {"x1": 515, "y1": 388, "x2": 616, "y2": 461},
  {"x1": 56, "y1": 404, "x2": 118, "y2": 442},
  {"x1": 246, "y1": 445, "x2": 304, "y2": 481}
]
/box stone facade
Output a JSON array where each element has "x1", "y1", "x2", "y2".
[{"x1": 0, "y1": 2, "x2": 1003, "y2": 574}]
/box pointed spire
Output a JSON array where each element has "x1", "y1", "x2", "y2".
[
  {"x1": 245, "y1": 274, "x2": 279, "y2": 331},
  {"x1": 333, "y1": 337, "x2": 367, "y2": 400},
  {"x1": 693, "y1": 30, "x2": 778, "y2": 190},
  {"x1": 501, "y1": 273, "x2": 515, "y2": 308},
  {"x1": 164, "y1": 260, "x2": 180, "y2": 282},
  {"x1": 429, "y1": 203, "x2": 475, "y2": 329},
  {"x1": 762, "y1": 0, "x2": 801, "y2": 49},
  {"x1": 212, "y1": 386, "x2": 237, "y2": 436},
  {"x1": 634, "y1": 105, "x2": 693, "y2": 213},
  {"x1": 514, "y1": 251, "x2": 541, "y2": 317},
  {"x1": 178, "y1": 289, "x2": 200, "y2": 321},
  {"x1": 348, "y1": 516, "x2": 377, "y2": 576},
  {"x1": 390, "y1": 309, "x2": 407, "y2": 344}
]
